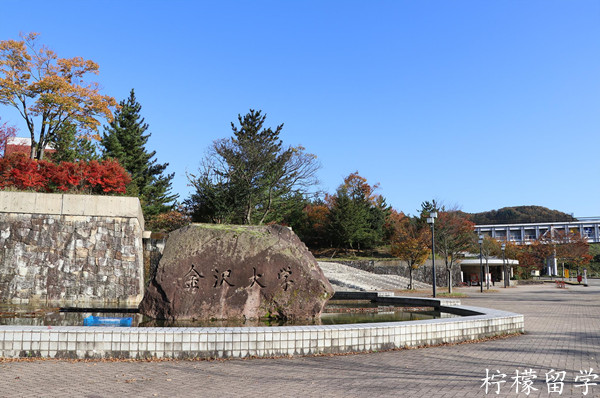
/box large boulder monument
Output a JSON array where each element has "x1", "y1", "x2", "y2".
[{"x1": 139, "y1": 224, "x2": 333, "y2": 321}]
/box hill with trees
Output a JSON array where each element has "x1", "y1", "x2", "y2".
[{"x1": 468, "y1": 206, "x2": 575, "y2": 225}]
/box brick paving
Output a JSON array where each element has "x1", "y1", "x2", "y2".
[{"x1": 1, "y1": 281, "x2": 599, "y2": 397}]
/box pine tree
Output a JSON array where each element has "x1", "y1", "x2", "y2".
[
  {"x1": 326, "y1": 186, "x2": 371, "y2": 250},
  {"x1": 187, "y1": 109, "x2": 319, "y2": 225},
  {"x1": 51, "y1": 121, "x2": 99, "y2": 163},
  {"x1": 101, "y1": 89, "x2": 177, "y2": 217},
  {"x1": 326, "y1": 172, "x2": 390, "y2": 251}
]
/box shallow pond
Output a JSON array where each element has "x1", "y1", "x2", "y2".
[{"x1": 0, "y1": 300, "x2": 457, "y2": 328}]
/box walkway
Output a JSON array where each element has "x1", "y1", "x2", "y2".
[{"x1": 1, "y1": 282, "x2": 598, "y2": 397}]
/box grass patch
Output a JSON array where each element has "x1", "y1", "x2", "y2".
[
  {"x1": 436, "y1": 292, "x2": 468, "y2": 298},
  {"x1": 391, "y1": 289, "x2": 430, "y2": 297}
]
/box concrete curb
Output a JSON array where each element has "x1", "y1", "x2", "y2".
[{"x1": 0, "y1": 294, "x2": 524, "y2": 359}]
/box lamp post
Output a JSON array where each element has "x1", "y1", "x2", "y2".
[
  {"x1": 478, "y1": 235, "x2": 484, "y2": 293},
  {"x1": 501, "y1": 242, "x2": 507, "y2": 288},
  {"x1": 426, "y1": 212, "x2": 438, "y2": 298}
]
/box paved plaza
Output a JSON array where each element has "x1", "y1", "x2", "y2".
[{"x1": 0, "y1": 281, "x2": 598, "y2": 397}]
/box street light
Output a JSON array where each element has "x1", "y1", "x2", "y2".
[
  {"x1": 426, "y1": 212, "x2": 438, "y2": 298},
  {"x1": 478, "y1": 235, "x2": 484, "y2": 293},
  {"x1": 501, "y1": 242, "x2": 507, "y2": 288}
]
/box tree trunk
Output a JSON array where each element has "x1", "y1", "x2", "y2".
[
  {"x1": 485, "y1": 258, "x2": 489, "y2": 289},
  {"x1": 245, "y1": 199, "x2": 252, "y2": 224},
  {"x1": 447, "y1": 269, "x2": 452, "y2": 294},
  {"x1": 36, "y1": 144, "x2": 45, "y2": 160},
  {"x1": 30, "y1": 143, "x2": 36, "y2": 159},
  {"x1": 258, "y1": 189, "x2": 273, "y2": 225},
  {"x1": 23, "y1": 100, "x2": 36, "y2": 160},
  {"x1": 37, "y1": 115, "x2": 47, "y2": 160},
  {"x1": 409, "y1": 267, "x2": 413, "y2": 290}
]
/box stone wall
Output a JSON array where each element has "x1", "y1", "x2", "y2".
[
  {"x1": 336, "y1": 259, "x2": 462, "y2": 287},
  {"x1": 0, "y1": 192, "x2": 144, "y2": 305}
]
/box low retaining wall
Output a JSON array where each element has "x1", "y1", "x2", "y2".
[
  {"x1": 0, "y1": 294, "x2": 524, "y2": 359},
  {"x1": 0, "y1": 192, "x2": 145, "y2": 305}
]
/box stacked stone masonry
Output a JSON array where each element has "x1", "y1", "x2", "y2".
[{"x1": 0, "y1": 192, "x2": 144, "y2": 305}]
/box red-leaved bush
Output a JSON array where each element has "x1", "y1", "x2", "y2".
[{"x1": 0, "y1": 154, "x2": 131, "y2": 194}]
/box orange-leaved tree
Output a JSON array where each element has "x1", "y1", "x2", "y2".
[
  {"x1": 434, "y1": 210, "x2": 475, "y2": 293},
  {"x1": 0, "y1": 33, "x2": 116, "y2": 160},
  {"x1": 146, "y1": 206, "x2": 191, "y2": 233},
  {"x1": 340, "y1": 171, "x2": 382, "y2": 204},
  {"x1": 301, "y1": 202, "x2": 331, "y2": 248},
  {"x1": 390, "y1": 212, "x2": 430, "y2": 290}
]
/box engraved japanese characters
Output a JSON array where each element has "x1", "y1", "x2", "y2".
[{"x1": 139, "y1": 224, "x2": 333, "y2": 321}]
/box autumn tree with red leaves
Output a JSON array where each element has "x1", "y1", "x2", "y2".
[
  {"x1": 539, "y1": 230, "x2": 592, "y2": 276},
  {"x1": 295, "y1": 201, "x2": 331, "y2": 248},
  {"x1": 511, "y1": 240, "x2": 552, "y2": 278},
  {"x1": 0, "y1": 153, "x2": 130, "y2": 194}
]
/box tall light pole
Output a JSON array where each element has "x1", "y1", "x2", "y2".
[
  {"x1": 501, "y1": 242, "x2": 507, "y2": 288},
  {"x1": 478, "y1": 235, "x2": 484, "y2": 293},
  {"x1": 427, "y1": 212, "x2": 438, "y2": 298}
]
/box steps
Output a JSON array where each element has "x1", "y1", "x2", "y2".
[{"x1": 318, "y1": 261, "x2": 432, "y2": 292}]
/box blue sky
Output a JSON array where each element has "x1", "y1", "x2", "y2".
[{"x1": 1, "y1": 1, "x2": 599, "y2": 217}]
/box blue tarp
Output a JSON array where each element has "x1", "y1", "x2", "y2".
[{"x1": 83, "y1": 315, "x2": 132, "y2": 327}]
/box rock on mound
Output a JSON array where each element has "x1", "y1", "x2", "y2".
[{"x1": 139, "y1": 224, "x2": 333, "y2": 321}]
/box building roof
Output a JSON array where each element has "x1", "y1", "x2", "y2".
[{"x1": 5, "y1": 137, "x2": 55, "y2": 157}]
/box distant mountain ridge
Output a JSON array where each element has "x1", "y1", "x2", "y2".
[{"x1": 468, "y1": 206, "x2": 576, "y2": 225}]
